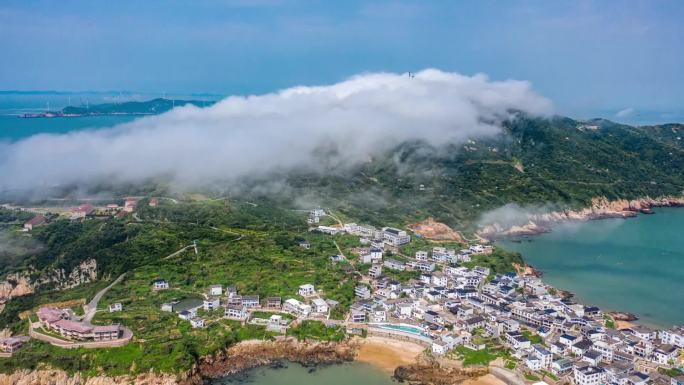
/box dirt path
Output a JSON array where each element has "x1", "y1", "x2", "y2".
[{"x1": 82, "y1": 273, "x2": 125, "y2": 323}]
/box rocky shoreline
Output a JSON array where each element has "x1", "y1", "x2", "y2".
[
  {"x1": 0, "y1": 338, "x2": 503, "y2": 385},
  {"x1": 197, "y1": 338, "x2": 358, "y2": 379},
  {"x1": 394, "y1": 362, "x2": 490, "y2": 385},
  {"x1": 478, "y1": 196, "x2": 684, "y2": 239}
]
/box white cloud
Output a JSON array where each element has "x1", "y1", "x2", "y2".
[
  {"x1": 0, "y1": 69, "x2": 552, "y2": 194},
  {"x1": 615, "y1": 107, "x2": 635, "y2": 118}
]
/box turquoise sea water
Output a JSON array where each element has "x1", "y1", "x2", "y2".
[
  {"x1": 499, "y1": 208, "x2": 684, "y2": 328},
  {"x1": 0, "y1": 115, "x2": 136, "y2": 141},
  {"x1": 211, "y1": 362, "x2": 395, "y2": 385}
]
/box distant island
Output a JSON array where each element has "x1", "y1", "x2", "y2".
[{"x1": 20, "y1": 98, "x2": 216, "y2": 118}]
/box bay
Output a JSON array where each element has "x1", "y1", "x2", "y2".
[
  {"x1": 211, "y1": 362, "x2": 395, "y2": 385},
  {"x1": 499, "y1": 208, "x2": 684, "y2": 328},
  {"x1": 0, "y1": 115, "x2": 138, "y2": 141}
]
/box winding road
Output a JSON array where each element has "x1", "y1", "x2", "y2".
[{"x1": 82, "y1": 273, "x2": 126, "y2": 324}]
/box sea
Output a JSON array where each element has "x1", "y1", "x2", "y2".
[
  {"x1": 499, "y1": 207, "x2": 684, "y2": 328},
  {"x1": 0, "y1": 91, "x2": 214, "y2": 141},
  {"x1": 211, "y1": 362, "x2": 395, "y2": 385}
]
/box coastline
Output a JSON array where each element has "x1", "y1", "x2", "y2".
[
  {"x1": 354, "y1": 336, "x2": 425, "y2": 373},
  {"x1": 478, "y1": 195, "x2": 684, "y2": 239},
  {"x1": 497, "y1": 203, "x2": 684, "y2": 330}
]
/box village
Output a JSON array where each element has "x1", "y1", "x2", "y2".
[{"x1": 2, "y1": 205, "x2": 684, "y2": 385}]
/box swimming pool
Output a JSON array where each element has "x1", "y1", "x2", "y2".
[{"x1": 377, "y1": 323, "x2": 429, "y2": 337}]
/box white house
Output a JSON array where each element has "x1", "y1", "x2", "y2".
[
  {"x1": 355, "y1": 286, "x2": 371, "y2": 299},
  {"x1": 531, "y1": 345, "x2": 553, "y2": 368},
  {"x1": 178, "y1": 310, "x2": 195, "y2": 320},
  {"x1": 382, "y1": 227, "x2": 411, "y2": 246},
  {"x1": 369, "y1": 247, "x2": 383, "y2": 262},
  {"x1": 383, "y1": 259, "x2": 406, "y2": 271},
  {"x1": 109, "y1": 303, "x2": 123, "y2": 312},
  {"x1": 351, "y1": 310, "x2": 366, "y2": 323},
  {"x1": 203, "y1": 298, "x2": 220, "y2": 311},
  {"x1": 284, "y1": 298, "x2": 311, "y2": 317},
  {"x1": 209, "y1": 285, "x2": 223, "y2": 296},
  {"x1": 574, "y1": 366, "x2": 606, "y2": 385},
  {"x1": 396, "y1": 303, "x2": 413, "y2": 319},
  {"x1": 368, "y1": 265, "x2": 382, "y2": 278},
  {"x1": 660, "y1": 326, "x2": 684, "y2": 348},
  {"x1": 189, "y1": 317, "x2": 205, "y2": 328},
  {"x1": 311, "y1": 298, "x2": 329, "y2": 314},
  {"x1": 153, "y1": 279, "x2": 169, "y2": 290},
  {"x1": 371, "y1": 311, "x2": 387, "y2": 323},
  {"x1": 432, "y1": 340, "x2": 449, "y2": 355},
  {"x1": 415, "y1": 251, "x2": 428, "y2": 261},
  {"x1": 225, "y1": 305, "x2": 247, "y2": 320},
  {"x1": 298, "y1": 284, "x2": 315, "y2": 297},
  {"x1": 432, "y1": 272, "x2": 448, "y2": 287}
]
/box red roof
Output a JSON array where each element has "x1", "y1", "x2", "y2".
[
  {"x1": 37, "y1": 307, "x2": 64, "y2": 323},
  {"x1": 54, "y1": 319, "x2": 93, "y2": 334},
  {"x1": 75, "y1": 204, "x2": 95, "y2": 214},
  {"x1": 25, "y1": 215, "x2": 46, "y2": 226}
]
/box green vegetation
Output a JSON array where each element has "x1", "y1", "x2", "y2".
[
  {"x1": 286, "y1": 320, "x2": 346, "y2": 342},
  {"x1": 462, "y1": 247, "x2": 523, "y2": 275},
  {"x1": 4, "y1": 117, "x2": 684, "y2": 377},
  {"x1": 604, "y1": 314, "x2": 616, "y2": 329},
  {"x1": 62, "y1": 98, "x2": 214, "y2": 116},
  {"x1": 251, "y1": 311, "x2": 294, "y2": 321},
  {"x1": 659, "y1": 367, "x2": 683, "y2": 378},
  {"x1": 280, "y1": 118, "x2": 684, "y2": 231},
  {"x1": 521, "y1": 330, "x2": 543, "y2": 344},
  {"x1": 452, "y1": 346, "x2": 500, "y2": 367},
  {"x1": 525, "y1": 373, "x2": 541, "y2": 381},
  {"x1": 541, "y1": 369, "x2": 559, "y2": 381}
]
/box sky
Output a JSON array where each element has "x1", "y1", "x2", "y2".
[{"x1": 0, "y1": 0, "x2": 682, "y2": 120}]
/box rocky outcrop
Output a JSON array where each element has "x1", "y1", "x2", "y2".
[
  {"x1": 394, "y1": 361, "x2": 489, "y2": 385},
  {"x1": 409, "y1": 218, "x2": 466, "y2": 243},
  {"x1": 0, "y1": 273, "x2": 34, "y2": 299},
  {"x1": 0, "y1": 369, "x2": 201, "y2": 385},
  {"x1": 198, "y1": 338, "x2": 358, "y2": 378},
  {"x1": 0, "y1": 259, "x2": 98, "y2": 310},
  {"x1": 478, "y1": 196, "x2": 684, "y2": 239}
]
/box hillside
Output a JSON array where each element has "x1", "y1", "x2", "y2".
[
  {"x1": 0, "y1": 115, "x2": 682, "y2": 378},
  {"x1": 61, "y1": 98, "x2": 215, "y2": 115},
  {"x1": 272, "y1": 116, "x2": 684, "y2": 230}
]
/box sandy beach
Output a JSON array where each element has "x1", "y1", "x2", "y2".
[
  {"x1": 354, "y1": 336, "x2": 425, "y2": 372},
  {"x1": 615, "y1": 320, "x2": 636, "y2": 330},
  {"x1": 355, "y1": 337, "x2": 509, "y2": 385}
]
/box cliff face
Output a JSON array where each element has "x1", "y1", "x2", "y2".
[
  {"x1": 478, "y1": 196, "x2": 684, "y2": 238},
  {"x1": 0, "y1": 259, "x2": 98, "y2": 310},
  {"x1": 0, "y1": 369, "x2": 199, "y2": 385}
]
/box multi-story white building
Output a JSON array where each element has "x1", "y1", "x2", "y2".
[
  {"x1": 382, "y1": 227, "x2": 410, "y2": 246},
  {"x1": 311, "y1": 298, "x2": 329, "y2": 314},
  {"x1": 661, "y1": 326, "x2": 684, "y2": 348},
  {"x1": 415, "y1": 251, "x2": 428, "y2": 261},
  {"x1": 284, "y1": 298, "x2": 311, "y2": 317},
  {"x1": 574, "y1": 366, "x2": 606, "y2": 385},
  {"x1": 298, "y1": 284, "x2": 315, "y2": 297}
]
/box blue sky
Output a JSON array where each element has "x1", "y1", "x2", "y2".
[{"x1": 0, "y1": 0, "x2": 682, "y2": 120}]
